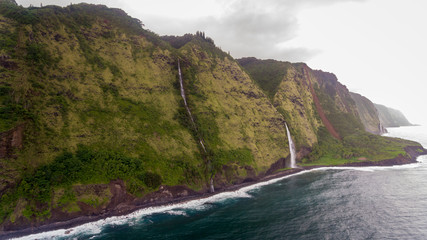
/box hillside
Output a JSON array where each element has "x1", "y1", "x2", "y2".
[
  {"x1": 350, "y1": 92, "x2": 387, "y2": 135},
  {"x1": 238, "y1": 58, "x2": 417, "y2": 166},
  {"x1": 374, "y1": 104, "x2": 413, "y2": 127},
  {"x1": 0, "y1": 2, "x2": 423, "y2": 234}
]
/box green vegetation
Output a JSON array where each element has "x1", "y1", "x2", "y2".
[
  {"x1": 25, "y1": 42, "x2": 58, "y2": 72},
  {"x1": 275, "y1": 167, "x2": 291, "y2": 173},
  {"x1": 79, "y1": 194, "x2": 109, "y2": 208},
  {"x1": 19, "y1": 146, "x2": 144, "y2": 201},
  {"x1": 0, "y1": 1, "x2": 38, "y2": 25},
  {"x1": 239, "y1": 58, "x2": 320, "y2": 148},
  {"x1": 162, "y1": 31, "x2": 215, "y2": 50},
  {"x1": 0, "y1": 1, "x2": 423, "y2": 229},
  {"x1": 0, "y1": 85, "x2": 32, "y2": 131},
  {"x1": 138, "y1": 172, "x2": 162, "y2": 189},
  {"x1": 238, "y1": 57, "x2": 291, "y2": 99},
  {"x1": 0, "y1": 2, "x2": 204, "y2": 224},
  {"x1": 314, "y1": 85, "x2": 364, "y2": 137},
  {"x1": 302, "y1": 127, "x2": 413, "y2": 166},
  {"x1": 0, "y1": 145, "x2": 173, "y2": 221}
]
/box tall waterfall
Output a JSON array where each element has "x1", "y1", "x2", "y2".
[
  {"x1": 178, "y1": 60, "x2": 212, "y2": 192},
  {"x1": 178, "y1": 60, "x2": 207, "y2": 153},
  {"x1": 285, "y1": 123, "x2": 297, "y2": 168}
]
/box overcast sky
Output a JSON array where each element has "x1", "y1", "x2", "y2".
[{"x1": 17, "y1": 0, "x2": 427, "y2": 125}]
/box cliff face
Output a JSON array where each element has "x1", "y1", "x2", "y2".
[
  {"x1": 238, "y1": 59, "x2": 365, "y2": 145},
  {"x1": 0, "y1": 3, "x2": 294, "y2": 228},
  {"x1": 175, "y1": 39, "x2": 292, "y2": 182},
  {"x1": 350, "y1": 92, "x2": 387, "y2": 135},
  {"x1": 374, "y1": 104, "x2": 413, "y2": 127},
  {"x1": 237, "y1": 58, "x2": 418, "y2": 169},
  {"x1": 0, "y1": 2, "x2": 421, "y2": 232},
  {"x1": 238, "y1": 58, "x2": 320, "y2": 148},
  {"x1": 310, "y1": 69, "x2": 364, "y2": 138},
  {"x1": 349, "y1": 92, "x2": 411, "y2": 133},
  {"x1": 0, "y1": 3, "x2": 205, "y2": 229}
]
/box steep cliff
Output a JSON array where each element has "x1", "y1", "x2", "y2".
[
  {"x1": 238, "y1": 57, "x2": 414, "y2": 166},
  {"x1": 237, "y1": 58, "x2": 320, "y2": 148},
  {"x1": 350, "y1": 92, "x2": 387, "y2": 134},
  {"x1": 0, "y1": 3, "x2": 294, "y2": 228},
  {"x1": 0, "y1": 2, "x2": 422, "y2": 233},
  {"x1": 374, "y1": 104, "x2": 413, "y2": 127},
  {"x1": 0, "y1": 3, "x2": 203, "y2": 229},
  {"x1": 238, "y1": 58, "x2": 365, "y2": 144},
  {"x1": 310, "y1": 69, "x2": 364, "y2": 137}
]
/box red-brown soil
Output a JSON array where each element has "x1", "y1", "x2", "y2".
[{"x1": 303, "y1": 67, "x2": 341, "y2": 140}]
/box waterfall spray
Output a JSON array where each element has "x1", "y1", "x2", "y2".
[{"x1": 285, "y1": 123, "x2": 297, "y2": 168}]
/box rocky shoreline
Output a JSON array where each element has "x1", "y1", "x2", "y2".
[{"x1": 1, "y1": 145, "x2": 426, "y2": 239}]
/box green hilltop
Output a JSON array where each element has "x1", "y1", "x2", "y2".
[{"x1": 0, "y1": 2, "x2": 422, "y2": 231}]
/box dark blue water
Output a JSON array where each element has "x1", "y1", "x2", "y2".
[{"x1": 20, "y1": 126, "x2": 427, "y2": 240}]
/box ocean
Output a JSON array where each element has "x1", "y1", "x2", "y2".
[{"x1": 14, "y1": 125, "x2": 427, "y2": 240}]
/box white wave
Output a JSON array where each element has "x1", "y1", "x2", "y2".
[
  {"x1": 165, "y1": 210, "x2": 188, "y2": 217},
  {"x1": 14, "y1": 154, "x2": 427, "y2": 240},
  {"x1": 311, "y1": 160, "x2": 423, "y2": 173},
  {"x1": 12, "y1": 185, "x2": 255, "y2": 240}
]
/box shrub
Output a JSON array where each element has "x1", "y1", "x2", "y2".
[{"x1": 139, "y1": 172, "x2": 162, "y2": 189}]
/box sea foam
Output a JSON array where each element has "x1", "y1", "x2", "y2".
[{"x1": 13, "y1": 155, "x2": 427, "y2": 239}]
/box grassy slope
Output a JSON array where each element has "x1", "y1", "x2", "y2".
[
  {"x1": 3, "y1": 5, "x2": 202, "y2": 182},
  {"x1": 304, "y1": 69, "x2": 418, "y2": 166},
  {"x1": 238, "y1": 59, "x2": 421, "y2": 167},
  {"x1": 310, "y1": 68, "x2": 364, "y2": 138},
  {"x1": 0, "y1": 4, "x2": 294, "y2": 224},
  {"x1": 300, "y1": 127, "x2": 418, "y2": 166},
  {"x1": 0, "y1": 2, "x2": 423, "y2": 228},
  {"x1": 180, "y1": 39, "x2": 289, "y2": 175},
  {"x1": 273, "y1": 64, "x2": 320, "y2": 147},
  {"x1": 238, "y1": 58, "x2": 321, "y2": 148},
  {"x1": 0, "y1": 3, "x2": 205, "y2": 224}
]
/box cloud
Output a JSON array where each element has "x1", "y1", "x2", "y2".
[
  {"x1": 161, "y1": 0, "x2": 365, "y2": 61},
  {"x1": 16, "y1": 0, "x2": 364, "y2": 62}
]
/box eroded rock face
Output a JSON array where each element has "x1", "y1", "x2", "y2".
[
  {"x1": 0, "y1": 124, "x2": 24, "y2": 159},
  {"x1": 136, "y1": 185, "x2": 198, "y2": 205},
  {"x1": 107, "y1": 180, "x2": 134, "y2": 211}
]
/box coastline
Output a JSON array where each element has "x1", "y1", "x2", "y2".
[{"x1": 2, "y1": 145, "x2": 426, "y2": 240}]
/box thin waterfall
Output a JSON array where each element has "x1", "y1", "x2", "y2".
[
  {"x1": 379, "y1": 122, "x2": 387, "y2": 135},
  {"x1": 178, "y1": 59, "x2": 213, "y2": 192},
  {"x1": 178, "y1": 60, "x2": 195, "y2": 128},
  {"x1": 178, "y1": 60, "x2": 207, "y2": 153},
  {"x1": 285, "y1": 122, "x2": 297, "y2": 168}
]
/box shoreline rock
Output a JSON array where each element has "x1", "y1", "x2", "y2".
[{"x1": 1, "y1": 145, "x2": 426, "y2": 239}]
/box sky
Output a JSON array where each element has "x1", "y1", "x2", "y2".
[{"x1": 17, "y1": 0, "x2": 427, "y2": 125}]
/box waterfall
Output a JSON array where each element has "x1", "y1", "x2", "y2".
[
  {"x1": 178, "y1": 60, "x2": 207, "y2": 153},
  {"x1": 209, "y1": 178, "x2": 215, "y2": 193},
  {"x1": 285, "y1": 123, "x2": 297, "y2": 168},
  {"x1": 379, "y1": 122, "x2": 387, "y2": 135},
  {"x1": 178, "y1": 60, "x2": 196, "y2": 128},
  {"x1": 178, "y1": 60, "x2": 212, "y2": 192}
]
